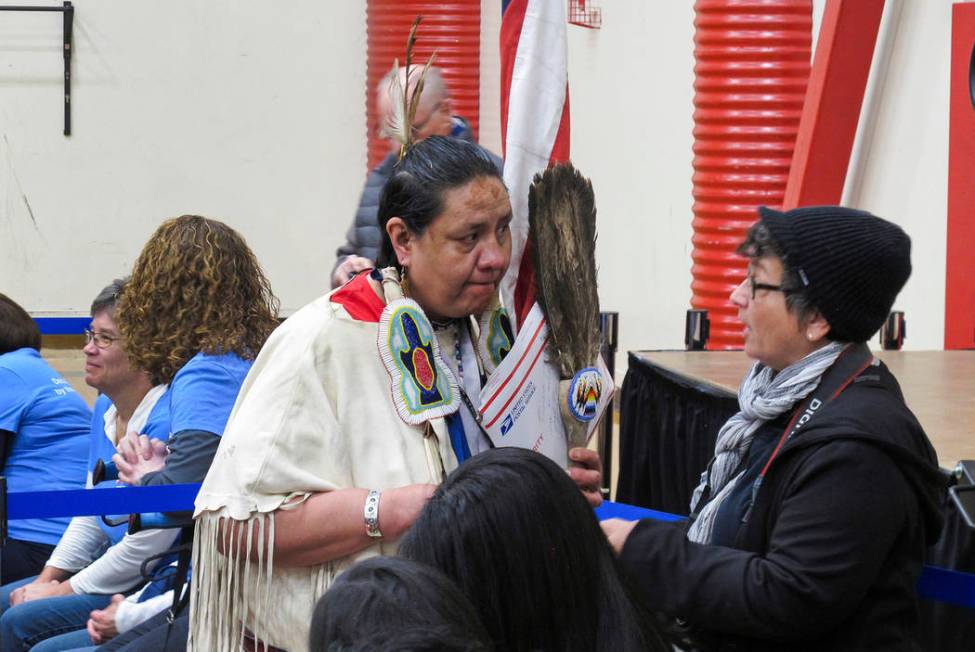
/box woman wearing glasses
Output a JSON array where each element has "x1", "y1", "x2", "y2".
[
  {"x1": 0, "y1": 217, "x2": 280, "y2": 652},
  {"x1": 0, "y1": 294, "x2": 89, "y2": 584},
  {"x1": 603, "y1": 206, "x2": 946, "y2": 651},
  {"x1": 0, "y1": 279, "x2": 179, "y2": 651}
]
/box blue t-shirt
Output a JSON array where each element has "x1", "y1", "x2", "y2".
[
  {"x1": 128, "y1": 353, "x2": 251, "y2": 603},
  {"x1": 0, "y1": 348, "x2": 91, "y2": 545},
  {"x1": 90, "y1": 391, "x2": 172, "y2": 544},
  {"x1": 170, "y1": 352, "x2": 252, "y2": 436}
]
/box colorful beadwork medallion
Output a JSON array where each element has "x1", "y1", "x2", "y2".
[
  {"x1": 477, "y1": 307, "x2": 514, "y2": 375},
  {"x1": 378, "y1": 298, "x2": 459, "y2": 424}
]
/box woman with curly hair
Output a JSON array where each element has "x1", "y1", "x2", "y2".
[{"x1": 111, "y1": 215, "x2": 279, "y2": 488}]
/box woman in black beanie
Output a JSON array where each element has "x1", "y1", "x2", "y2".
[{"x1": 604, "y1": 206, "x2": 946, "y2": 651}]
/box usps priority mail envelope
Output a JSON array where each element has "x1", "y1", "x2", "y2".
[{"x1": 479, "y1": 303, "x2": 614, "y2": 468}]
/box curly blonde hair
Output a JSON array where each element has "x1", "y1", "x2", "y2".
[{"x1": 117, "y1": 215, "x2": 279, "y2": 385}]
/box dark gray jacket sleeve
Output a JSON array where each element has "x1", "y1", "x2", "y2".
[
  {"x1": 335, "y1": 219, "x2": 365, "y2": 262},
  {"x1": 140, "y1": 429, "x2": 221, "y2": 486}
]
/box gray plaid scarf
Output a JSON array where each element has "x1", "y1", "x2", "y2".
[{"x1": 687, "y1": 341, "x2": 847, "y2": 544}]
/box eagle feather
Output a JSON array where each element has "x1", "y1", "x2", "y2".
[{"x1": 528, "y1": 163, "x2": 600, "y2": 380}]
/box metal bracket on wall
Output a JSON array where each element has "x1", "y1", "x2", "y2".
[{"x1": 0, "y1": 2, "x2": 74, "y2": 136}]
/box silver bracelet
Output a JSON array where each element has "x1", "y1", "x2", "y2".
[{"x1": 364, "y1": 489, "x2": 382, "y2": 538}]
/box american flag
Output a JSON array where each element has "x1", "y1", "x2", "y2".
[{"x1": 499, "y1": 0, "x2": 571, "y2": 331}]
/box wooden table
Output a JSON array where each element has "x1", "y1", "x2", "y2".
[{"x1": 632, "y1": 350, "x2": 975, "y2": 467}]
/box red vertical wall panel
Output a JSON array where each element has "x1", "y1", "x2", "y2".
[
  {"x1": 366, "y1": 1, "x2": 482, "y2": 171},
  {"x1": 783, "y1": 0, "x2": 884, "y2": 209},
  {"x1": 946, "y1": 4, "x2": 975, "y2": 350},
  {"x1": 691, "y1": 0, "x2": 812, "y2": 349}
]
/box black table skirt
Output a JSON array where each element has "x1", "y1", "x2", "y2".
[{"x1": 615, "y1": 352, "x2": 737, "y2": 515}]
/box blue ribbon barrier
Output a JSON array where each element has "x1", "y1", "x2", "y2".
[
  {"x1": 595, "y1": 500, "x2": 686, "y2": 523},
  {"x1": 32, "y1": 317, "x2": 89, "y2": 335},
  {"x1": 596, "y1": 500, "x2": 975, "y2": 610},
  {"x1": 5, "y1": 489, "x2": 975, "y2": 609},
  {"x1": 7, "y1": 484, "x2": 200, "y2": 520},
  {"x1": 916, "y1": 564, "x2": 975, "y2": 609}
]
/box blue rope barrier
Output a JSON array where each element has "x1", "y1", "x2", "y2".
[
  {"x1": 594, "y1": 500, "x2": 686, "y2": 523},
  {"x1": 916, "y1": 564, "x2": 975, "y2": 609},
  {"x1": 8, "y1": 484, "x2": 200, "y2": 519},
  {"x1": 6, "y1": 489, "x2": 975, "y2": 609},
  {"x1": 32, "y1": 317, "x2": 89, "y2": 335}
]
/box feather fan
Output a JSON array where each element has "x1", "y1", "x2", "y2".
[
  {"x1": 528, "y1": 163, "x2": 601, "y2": 451},
  {"x1": 529, "y1": 163, "x2": 600, "y2": 377}
]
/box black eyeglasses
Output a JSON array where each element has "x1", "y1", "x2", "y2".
[
  {"x1": 84, "y1": 329, "x2": 121, "y2": 349},
  {"x1": 746, "y1": 274, "x2": 792, "y2": 300}
]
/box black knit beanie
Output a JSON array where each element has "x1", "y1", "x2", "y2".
[{"x1": 757, "y1": 205, "x2": 912, "y2": 343}]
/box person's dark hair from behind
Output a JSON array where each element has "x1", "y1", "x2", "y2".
[
  {"x1": 90, "y1": 277, "x2": 128, "y2": 317},
  {"x1": 376, "y1": 135, "x2": 504, "y2": 270},
  {"x1": 309, "y1": 556, "x2": 492, "y2": 652},
  {"x1": 399, "y1": 447, "x2": 670, "y2": 652},
  {"x1": 0, "y1": 293, "x2": 41, "y2": 355}
]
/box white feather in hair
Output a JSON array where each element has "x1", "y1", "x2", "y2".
[{"x1": 385, "y1": 16, "x2": 438, "y2": 160}]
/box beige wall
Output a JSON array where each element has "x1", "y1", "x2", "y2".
[
  {"x1": 1, "y1": 1, "x2": 953, "y2": 353},
  {"x1": 0, "y1": 0, "x2": 367, "y2": 317}
]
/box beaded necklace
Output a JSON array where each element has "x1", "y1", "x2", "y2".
[{"x1": 446, "y1": 321, "x2": 487, "y2": 433}]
